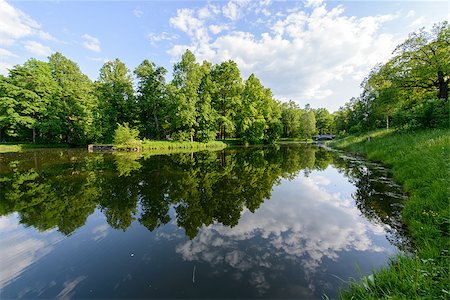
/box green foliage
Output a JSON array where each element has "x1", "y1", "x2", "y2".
[
  {"x1": 211, "y1": 60, "x2": 243, "y2": 139},
  {"x1": 236, "y1": 74, "x2": 281, "y2": 144},
  {"x1": 95, "y1": 58, "x2": 136, "y2": 142},
  {"x1": 113, "y1": 123, "x2": 141, "y2": 149},
  {"x1": 172, "y1": 50, "x2": 202, "y2": 141},
  {"x1": 134, "y1": 60, "x2": 167, "y2": 139},
  {"x1": 0, "y1": 50, "x2": 287, "y2": 145},
  {"x1": 336, "y1": 22, "x2": 449, "y2": 134},
  {"x1": 331, "y1": 128, "x2": 449, "y2": 299},
  {"x1": 48, "y1": 53, "x2": 98, "y2": 144},
  {"x1": 314, "y1": 108, "x2": 333, "y2": 134}
]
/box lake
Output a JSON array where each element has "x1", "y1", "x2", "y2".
[{"x1": 0, "y1": 145, "x2": 408, "y2": 299}]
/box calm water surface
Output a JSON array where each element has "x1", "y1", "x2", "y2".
[{"x1": 0, "y1": 145, "x2": 408, "y2": 299}]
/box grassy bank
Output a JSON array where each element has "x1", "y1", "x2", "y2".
[
  {"x1": 330, "y1": 129, "x2": 449, "y2": 299},
  {"x1": 0, "y1": 143, "x2": 69, "y2": 153},
  {"x1": 114, "y1": 140, "x2": 227, "y2": 151}
]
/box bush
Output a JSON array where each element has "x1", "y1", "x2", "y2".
[{"x1": 113, "y1": 123, "x2": 141, "y2": 149}]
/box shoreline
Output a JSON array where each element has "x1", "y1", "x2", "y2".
[{"x1": 329, "y1": 128, "x2": 449, "y2": 299}]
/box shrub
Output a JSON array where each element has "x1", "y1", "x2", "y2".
[{"x1": 113, "y1": 123, "x2": 141, "y2": 149}]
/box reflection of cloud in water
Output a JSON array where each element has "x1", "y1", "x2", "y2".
[
  {"x1": 0, "y1": 215, "x2": 63, "y2": 289},
  {"x1": 175, "y1": 171, "x2": 391, "y2": 293},
  {"x1": 56, "y1": 275, "x2": 88, "y2": 299},
  {"x1": 91, "y1": 224, "x2": 109, "y2": 241}
]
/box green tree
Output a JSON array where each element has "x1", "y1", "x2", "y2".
[
  {"x1": 211, "y1": 60, "x2": 243, "y2": 139},
  {"x1": 48, "y1": 52, "x2": 98, "y2": 144},
  {"x1": 314, "y1": 108, "x2": 333, "y2": 134},
  {"x1": 96, "y1": 58, "x2": 135, "y2": 142},
  {"x1": 171, "y1": 50, "x2": 202, "y2": 141},
  {"x1": 134, "y1": 60, "x2": 167, "y2": 139},
  {"x1": 391, "y1": 21, "x2": 449, "y2": 102},
  {"x1": 281, "y1": 101, "x2": 302, "y2": 138},
  {"x1": 5, "y1": 59, "x2": 59, "y2": 143},
  {"x1": 300, "y1": 107, "x2": 316, "y2": 138},
  {"x1": 113, "y1": 123, "x2": 141, "y2": 149},
  {"x1": 195, "y1": 61, "x2": 218, "y2": 141}
]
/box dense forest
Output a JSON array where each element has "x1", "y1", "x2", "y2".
[
  {"x1": 0, "y1": 22, "x2": 447, "y2": 145},
  {"x1": 0, "y1": 50, "x2": 307, "y2": 145}
]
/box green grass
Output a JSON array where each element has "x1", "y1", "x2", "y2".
[
  {"x1": 0, "y1": 144, "x2": 22, "y2": 153},
  {"x1": 140, "y1": 140, "x2": 227, "y2": 151},
  {"x1": 0, "y1": 143, "x2": 69, "y2": 153},
  {"x1": 329, "y1": 128, "x2": 449, "y2": 299}
]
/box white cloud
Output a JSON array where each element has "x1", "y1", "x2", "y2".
[
  {"x1": 0, "y1": 0, "x2": 54, "y2": 46},
  {"x1": 133, "y1": 6, "x2": 143, "y2": 18},
  {"x1": 0, "y1": 48, "x2": 17, "y2": 74},
  {"x1": 209, "y1": 24, "x2": 230, "y2": 35},
  {"x1": 0, "y1": 48, "x2": 18, "y2": 58},
  {"x1": 148, "y1": 32, "x2": 179, "y2": 45},
  {"x1": 87, "y1": 56, "x2": 110, "y2": 63},
  {"x1": 23, "y1": 40, "x2": 52, "y2": 57},
  {"x1": 198, "y1": 6, "x2": 211, "y2": 19},
  {"x1": 408, "y1": 16, "x2": 426, "y2": 28},
  {"x1": 169, "y1": 8, "x2": 213, "y2": 59},
  {"x1": 305, "y1": 0, "x2": 324, "y2": 9},
  {"x1": 168, "y1": 1, "x2": 399, "y2": 111},
  {"x1": 405, "y1": 10, "x2": 415, "y2": 19},
  {"x1": 222, "y1": 0, "x2": 250, "y2": 21},
  {"x1": 82, "y1": 34, "x2": 101, "y2": 52}
]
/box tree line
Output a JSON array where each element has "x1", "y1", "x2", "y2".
[
  {"x1": 0, "y1": 50, "x2": 322, "y2": 145},
  {"x1": 1, "y1": 22, "x2": 447, "y2": 144}
]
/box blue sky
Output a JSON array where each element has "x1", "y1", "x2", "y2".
[{"x1": 0, "y1": 0, "x2": 448, "y2": 111}]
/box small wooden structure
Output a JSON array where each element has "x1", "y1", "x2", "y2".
[{"x1": 88, "y1": 144, "x2": 114, "y2": 152}]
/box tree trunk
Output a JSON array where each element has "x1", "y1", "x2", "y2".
[
  {"x1": 437, "y1": 70, "x2": 448, "y2": 100},
  {"x1": 32, "y1": 128, "x2": 36, "y2": 144},
  {"x1": 190, "y1": 133, "x2": 193, "y2": 142},
  {"x1": 152, "y1": 105, "x2": 160, "y2": 139},
  {"x1": 386, "y1": 115, "x2": 389, "y2": 131}
]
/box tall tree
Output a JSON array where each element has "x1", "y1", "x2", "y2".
[
  {"x1": 281, "y1": 101, "x2": 302, "y2": 138},
  {"x1": 314, "y1": 108, "x2": 333, "y2": 134},
  {"x1": 211, "y1": 60, "x2": 243, "y2": 139},
  {"x1": 391, "y1": 21, "x2": 449, "y2": 101},
  {"x1": 300, "y1": 106, "x2": 316, "y2": 138},
  {"x1": 195, "y1": 61, "x2": 218, "y2": 142},
  {"x1": 0, "y1": 75, "x2": 40, "y2": 141},
  {"x1": 171, "y1": 50, "x2": 202, "y2": 141},
  {"x1": 48, "y1": 53, "x2": 97, "y2": 144},
  {"x1": 96, "y1": 58, "x2": 135, "y2": 142},
  {"x1": 6, "y1": 59, "x2": 59, "y2": 143},
  {"x1": 134, "y1": 60, "x2": 167, "y2": 139}
]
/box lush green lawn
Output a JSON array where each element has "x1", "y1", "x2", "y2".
[
  {"x1": 0, "y1": 143, "x2": 69, "y2": 153},
  {"x1": 129, "y1": 140, "x2": 227, "y2": 151},
  {"x1": 330, "y1": 128, "x2": 449, "y2": 299},
  {"x1": 0, "y1": 144, "x2": 22, "y2": 153}
]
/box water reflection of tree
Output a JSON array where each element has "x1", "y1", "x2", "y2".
[
  {"x1": 331, "y1": 153, "x2": 410, "y2": 250},
  {"x1": 0, "y1": 146, "x2": 407, "y2": 245}
]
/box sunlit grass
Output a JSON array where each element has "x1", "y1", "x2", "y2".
[
  {"x1": 0, "y1": 144, "x2": 22, "y2": 153},
  {"x1": 330, "y1": 128, "x2": 450, "y2": 299},
  {"x1": 140, "y1": 140, "x2": 227, "y2": 151},
  {"x1": 0, "y1": 143, "x2": 69, "y2": 153}
]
